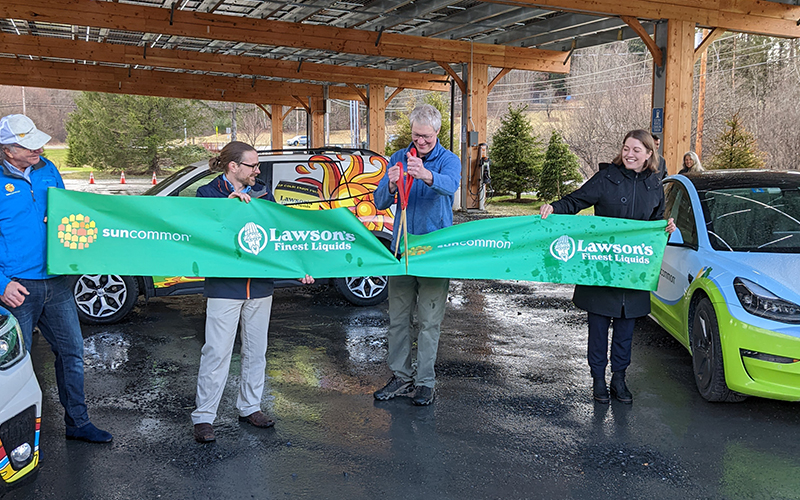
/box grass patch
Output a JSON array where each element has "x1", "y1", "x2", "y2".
[
  {"x1": 485, "y1": 195, "x2": 546, "y2": 216},
  {"x1": 42, "y1": 148, "x2": 69, "y2": 169}
]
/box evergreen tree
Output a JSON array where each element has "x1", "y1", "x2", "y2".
[
  {"x1": 386, "y1": 92, "x2": 451, "y2": 156},
  {"x1": 66, "y1": 92, "x2": 207, "y2": 173},
  {"x1": 489, "y1": 104, "x2": 544, "y2": 200},
  {"x1": 538, "y1": 130, "x2": 583, "y2": 202},
  {"x1": 707, "y1": 113, "x2": 765, "y2": 170}
]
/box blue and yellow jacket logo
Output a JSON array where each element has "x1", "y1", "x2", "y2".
[{"x1": 58, "y1": 214, "x2": 99, "y2": 250}]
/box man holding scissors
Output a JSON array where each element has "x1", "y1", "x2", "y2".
[{"x1": 373, "y1": 104, "x2": 461, "y2": 406}]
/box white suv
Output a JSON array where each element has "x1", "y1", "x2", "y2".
[
  {"x1": 0, "y1": 306, "x2": 42, "y2": 490},
  {"x1": 71, "y1": 147, "x2": 396, "y2": 324}
]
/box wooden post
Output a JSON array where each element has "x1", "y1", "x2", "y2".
[
  {"x1": 270, "y1": 105, "x2": 284, "y2": 150},
  {"x1": 309, "y1": 97, "x2": 325, "y2": 148},
  {"x1": 696, "y1": 29, "x2": 709, "y2": 157},
  {"x1": 663, "y1": 20, "x2": 695, "y2": 176},
  {"x1": 368, "y1": 85, "x2": 386, "y2": 154},
  {"x1": 466, "y1": 63, "x2": 488, "y2": 210}
]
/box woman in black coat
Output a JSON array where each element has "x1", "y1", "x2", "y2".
[{"x1": 539, "y1": 129, "x2": 676, "y2": 404}]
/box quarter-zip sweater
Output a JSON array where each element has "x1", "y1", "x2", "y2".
[
  {"x1": 197, "y1": 174, "x2": 275, "y2": 300},
  {"x1": 0, "y1": 157, "x2": 63, "y2": 293},
  {"x1": 550, "y1": 162, "x2": 665, "y2": 318}
]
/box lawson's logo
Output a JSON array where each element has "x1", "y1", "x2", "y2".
[
  {"x1": 58, "y1": 214, "x2": 99, "y2": 250},
  {"x1": 549, "y1": 234, "x2": 655, "y2": 264},
  {"x1": 238, "y1": 222, "x2": 356, "y2": 255}
]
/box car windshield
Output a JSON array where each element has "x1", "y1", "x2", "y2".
[
  {"x1": 700, "y1": 184, "x2": 800, "y2": 253},
  {"x1": 143, "y1": 165, "x2": 199, "y2": 195}
]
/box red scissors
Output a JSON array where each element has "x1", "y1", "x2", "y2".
[{"x1": 393, "y1": 147, "x2": 416, "y2": 269}]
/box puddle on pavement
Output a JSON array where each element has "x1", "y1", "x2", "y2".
[{"x1": 83, "y1": 332, "x2": 130, "y2": 370}]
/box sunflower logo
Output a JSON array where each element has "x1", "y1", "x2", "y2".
[
  {"x1": 58, "y1": 214, "x2": 98, "y2": 250},
  {"x1": 5, "y1": 184, "x2": 13, "y2": 193}
]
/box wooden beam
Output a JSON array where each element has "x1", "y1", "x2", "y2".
[
  {"x1": 385, "y1": 87, "x2": 404, "y2": 106},
  {"x1": 694, "y1": 27, "x2": 725, "y2": 61},
  {"x1": 0, "y1": 0, "x2": 571, "y2": 72},
  {"x1": 309, "y1": 97, "x2": 325, "y2": 148},
  {"x1": 0, "y1": 33, "x2": 449, "y2": 92},
  {"x1": 347, "y1": 84, "x2": 369, "y2": 105},
  {"x1": 437, "y1": 62, "x2": 466, "y2": 94},
  {"x1": 256, "y1": 103, "x2": 270, "y2": 119},
  {"x1": 0, "y1": 58, "x2": 362, "y2": 105},
  {"x1": 477, "y1": 0, "x2": 800, "y2": 38},
  {"x1": 466, "y1": 63, "x2": 489, "y2": 210},
  {"x1": 488, "y1": 68, "x2": 512, "y2": 93},
  {"x1": 621, "y1": 16, "x2": 664, "y2": 67},
  {"x1": 270, "y1": 105, "x2": 283, "y2": 149},
  {"x1": 282, "y1": 107, "x2": 295, "y2": 120},
  {"x1": 293, "y1": 96, "x2": 311, "y2": 114}
]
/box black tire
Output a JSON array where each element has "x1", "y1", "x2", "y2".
[
  {"x1": 334, "y1": 276, "x2": 389, "y2": 306},
  {"x1": 73, "y1": 275, "x2": 139, "y2": 324},
  {"x1": 690, "y1": 297, "x2": 747, "y2": 402}
]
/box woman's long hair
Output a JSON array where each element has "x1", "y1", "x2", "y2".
[
  {"x1": 683, "y1": 151, "x2": 704, "y2": 172},
  {"x1": 612, "y1": 129, "x2": 658, "y2": 173},
  {"x1": 209, "y1": 141, "x2": 256, "y2": 173}
]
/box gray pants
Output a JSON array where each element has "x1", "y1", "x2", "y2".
[{"x1": 387, "y1": 275, "x2": 450, "y2": 388}]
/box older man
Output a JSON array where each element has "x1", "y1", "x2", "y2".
[
  {"x1": 373, "y1": 105, "x2": 461, "y2": 406},
  {"x1": 0, "y1": 114, "x2": 112, "y2": 443}
]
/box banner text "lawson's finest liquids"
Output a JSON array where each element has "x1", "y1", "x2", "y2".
[{"x1": 269, "y1": 228, "x2": 356, "y2": 252}]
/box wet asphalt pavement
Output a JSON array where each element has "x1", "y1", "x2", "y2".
[
  {"x1": 6, "y1": 281, "x2": 800, "y2": 500},
  {"x1": 5, "y1": 179, "x2": 800, "y2": 500}
]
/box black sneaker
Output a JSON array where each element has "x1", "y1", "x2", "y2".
[
  {"x1": 412, "y1": 386, "x2": 435, "y2": 406},
  {"x1": 374, "y1": 376, "x2": 414, "y2": 401},
  {"x1": 592, "y1": 377, "x2": 610, "y2": 404},
  {"x1": 610, "y1": 371, "x2": 633, "y2": 404}
]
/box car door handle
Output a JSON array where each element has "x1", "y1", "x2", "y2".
[{"x1": 688, "y1": 273, "x2": 694, "y2": 284}]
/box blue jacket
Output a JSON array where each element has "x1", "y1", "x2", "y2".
[
  {"x1": 197, "y1": 174, "x2": 276, "y2": 300},
  {"x1": 0, "y1": 157, "x2": 63, "y2": 293},
  {"x1": 374, "y1": 141, "x2": 461, "y2": 251}
]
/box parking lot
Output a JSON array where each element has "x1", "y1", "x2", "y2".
[{"x1": 5, "y1": 275, "x2": 800, "y2": 500}]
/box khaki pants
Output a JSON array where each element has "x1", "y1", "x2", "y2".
[
  {"x1": 191, "y1": 296, "x2": 273, "y2": 425},
  {"x1": 387, "y1": 275, "x2": 450, "y2": 388}
]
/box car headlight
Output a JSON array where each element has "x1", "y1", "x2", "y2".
[
  {"x1": 0, "y1": 308, "x2": 25, "y2": 370},
  {"x1": 734, "y1": 277, "x2": 800, "y2": 324}
]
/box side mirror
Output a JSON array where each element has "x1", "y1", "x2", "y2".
[{"x1": 668, "y1": 227, "x2": 684, "y2": 245}]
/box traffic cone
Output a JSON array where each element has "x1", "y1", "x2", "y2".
[
  {"x1": 151, "y1": 172, "x2": 158, "y2": 185},
  {"x1": 120, "y1": 171, "x2": 126, "y2": 184},
  {"x1": 89, "y1": 172, "x2": 95, "y2": 184}
]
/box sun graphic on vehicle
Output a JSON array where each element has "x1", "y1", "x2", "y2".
[{"x1": 58, "y1": 214, "x2": 98, "y2": 250}]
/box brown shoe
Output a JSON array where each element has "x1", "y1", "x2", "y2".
[
  {"x1": 193, "y1": 423, "x2": 215, "y2": 443},
  {"x1": 238, "y1": 411, "x2": 275, "y2": 428}
]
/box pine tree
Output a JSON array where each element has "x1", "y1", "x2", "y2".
[
  {"x1": 707, "y1": 113, "x2": 766, "y2": 170},
  {"x1": 538, "y1": 130, "x2": 583, "y2": 202},
  {"x1": 489, "y1": 104, "x2": 544, "y2": 200}
]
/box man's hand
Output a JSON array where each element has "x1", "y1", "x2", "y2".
[
  {"x1": 665, "y1": 217, "x2": 677, "y2": 234},
  {"x1": 1, "y1": 281, "x2": 29, "y2": 308},
  {"x1": 229, "y1": 191, "x2": 252, "y2": 203},
  {"x1": 539, "y1": 204, "x2": 554, "y2": 219},
  {"x1": 299, "y1": 275, "x2": 315, "y2": 285},
  {"x1": 406, "y1": 152, "x2": 433, "y2": 185},
  {"x1": 387, "y1": 163, "x2": 401, "y2": 194}
]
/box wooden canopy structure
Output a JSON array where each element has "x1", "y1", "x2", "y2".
[{"x1": 2, "y1": 0, "x2": 799, "y2": 209}]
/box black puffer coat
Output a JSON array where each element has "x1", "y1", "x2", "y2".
[{"x1": 550, "y1": 162, "x2": 665, "y2": 318}]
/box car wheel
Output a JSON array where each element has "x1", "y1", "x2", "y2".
[
  {"x1": 73, "y1": 275, "x2": 139, "y2": 324},
  {"x1": 334, "y1": 276, "x2": 389, "y2": 306},
  {"x1": 689, "y1": 297, "x2": 747, "y2": 402}
]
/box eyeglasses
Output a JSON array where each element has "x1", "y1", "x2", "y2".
[
  {"x1": 238, "y1": 161, "x2": 260, "y2": 169},
  {"x1": 411, "y1": 133, "x2": 436, "y2": 142}
]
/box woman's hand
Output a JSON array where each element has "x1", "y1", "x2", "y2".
[
  {"x1": 539, "y1": 204, "x2": 554, "y2": 219},
  {"x1": 299, "y1": 274, "x2": 315, "y2": 284},
  {"x1": 665, "y1": 218, "x2": 676, "y2": 234}
]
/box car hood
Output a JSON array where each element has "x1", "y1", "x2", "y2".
[{"x1": 718, "y1": 252, "x2": 800, "y2": 298}]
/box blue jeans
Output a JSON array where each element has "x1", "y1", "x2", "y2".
[{"x1": 9, "y1": 276, "x2": 90, "y2": 429}]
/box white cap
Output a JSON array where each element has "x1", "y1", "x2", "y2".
[{"x1": 0, "y1": 114, "x2": 51, "y2": 150}]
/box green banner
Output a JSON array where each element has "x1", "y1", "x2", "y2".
[
  {"x1": 47, "y1": 190, "x2": 667, "y2": 290},
  {"x1": 47, "y1": 190, "x2": 404, "y2": 279},
  {"x1": 404, "y1": 215, "x2": 668, "y2": 291}
]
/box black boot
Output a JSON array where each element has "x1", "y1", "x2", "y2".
[
  {"x1": 592, "y1": 377, "x2": 609, "y2": 404},
  {"x1": 610, "y1": 371, "x2": 633, "y2": 404}
]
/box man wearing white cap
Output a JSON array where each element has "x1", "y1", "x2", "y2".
[{"x1": 0, "y1": 114, "x2": 112, "y2": 443}]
